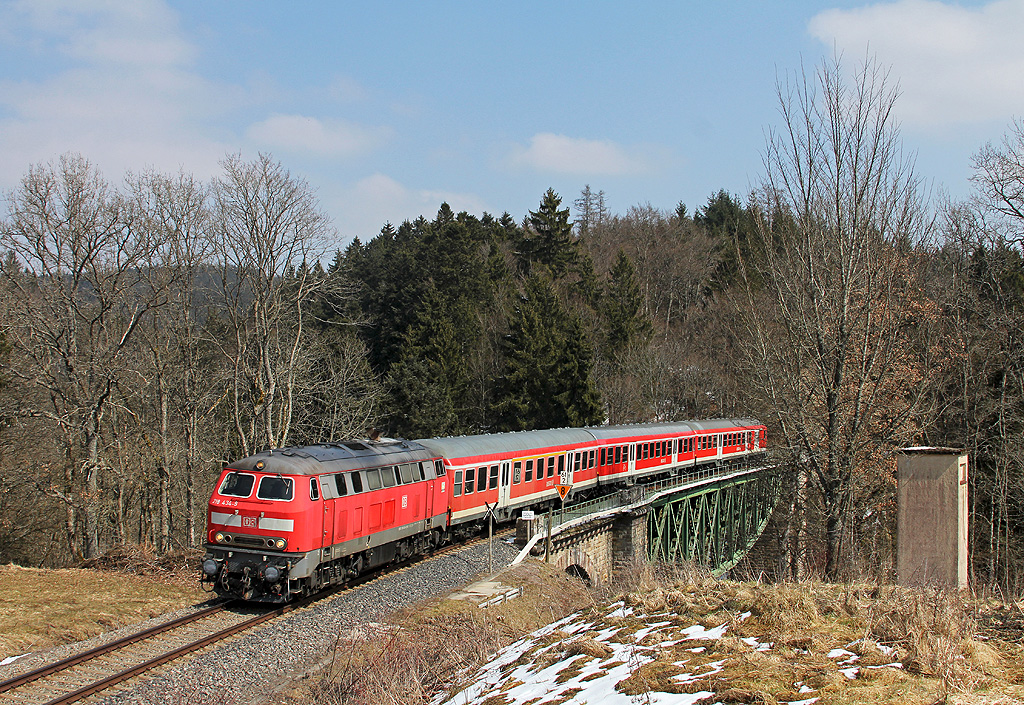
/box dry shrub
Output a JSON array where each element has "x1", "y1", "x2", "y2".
[
  {"x1": 865, "y1": 587, "x2": 975, "y2": 691},
  {"x1": 563, "y1": 636, "x2": 612, "y2": 659},
  {"x1": 310, "y1": 608, "x2": 504, "y2": 705},
  {"x1": 748, "y1": 583, "x2": 824, "y2": 642}
]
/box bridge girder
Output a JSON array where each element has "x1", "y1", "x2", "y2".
[{"x1": 647, "y1": 469, "x2": 781, "y2": 575}]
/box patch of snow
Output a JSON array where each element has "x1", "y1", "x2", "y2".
[
  {"x1": 632, "y1": 620, "x2": 672, "y2": 642},
  {"x1": 839, "y1": 667, "x2": 860, "y2": 679},
  {"x1": 798, "y1": 684, "x2": 815, "y2": 693},
  {"x1": 738, "y1": 611, "x2": 752, "y2": 621},
  {"x1": 788, "y1": 698, "x2": 819, "y2": 705},
  {"x1": 606, "y1": 603, "x2": 634, "y2": 619},
  {"x1": 673, "y1": 659, "x2": 727, "y2": 684},
  {"x1": 593, "y1": 625, "x2": 622, "y2": 642},
  {"x1": 0, "y1": 653, "x2": 28, "y2": 666},
  {"x1": 741, "y1": 636, "x2": 772, "y2": 651},
  {"x1": 827, "y1": 648, "x2": 857, "y2": 659},
  {"x1": 682, "y1": 622, "x2": 729, "y2": 640}
]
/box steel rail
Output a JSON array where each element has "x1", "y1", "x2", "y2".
[
  {"x1": 2, "y1": 530, "x2": 511, "y2": 705},
  {"x1": 0, "y1": 601, "x2": 230, "y2": 693}
]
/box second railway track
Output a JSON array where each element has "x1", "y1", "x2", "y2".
[{"x1": 0, "y1": 529, "x2": 514, "y2": 705}]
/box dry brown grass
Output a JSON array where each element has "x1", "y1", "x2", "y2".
[
  {"x1": 0, "y1": 560, "x2": 204, "y2": 656},
  {"x1": 299, "y1": 561, "x2": 599, "y2": 705},
  {"x1": 288, "y1": 562, "x2": 1024, "y2": 705}
]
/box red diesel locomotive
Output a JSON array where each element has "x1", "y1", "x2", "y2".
[{"x1": 201, "y1": 418, "x2": 766, "y2": 601}]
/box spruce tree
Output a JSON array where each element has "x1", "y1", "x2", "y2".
[
  {"x1": 492, "y1": 273, "x2": 603, "y2": 430},
  {"x1": 519, "y1": 188, "x2": 578, "y2": 277},
  {"x1": 604, "y1": 249, "x2": 652, "y2": 353}
]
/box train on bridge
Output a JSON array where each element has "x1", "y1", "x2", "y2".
[{"x1": 201, "y1": 418, "x2": 767, "y2": 602}]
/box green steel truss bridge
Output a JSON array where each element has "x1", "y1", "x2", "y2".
[{"x1": 515, "y1": 461, "x2": 782, "y2": 580}]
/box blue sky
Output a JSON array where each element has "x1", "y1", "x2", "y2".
[{"x1": 1, "y1": 0, "x2": 1022, "y2": 248}]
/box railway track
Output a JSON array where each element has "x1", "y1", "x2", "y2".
[{"x1": 0, "y1": 529, "x2": 513, "y2": 705}]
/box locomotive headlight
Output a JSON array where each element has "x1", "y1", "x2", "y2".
[
  {"x1": 202, "y1": 558, "x2": 219, "y2": 576},
  {"x1": 263, "y1": 565, "x2": 281, "y2": 583},
  {"x1": 275, "y1": 539, "x2": 286, "y2": 549},
  {"x1": 214, "y1": 532, "x2": 225, "y2": 543}
]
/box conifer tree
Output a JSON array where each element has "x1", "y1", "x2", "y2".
[
  {"x1": 519, "y1": 188, "x2": 578, "y2": 277},
  {"x1": 492, "y1": 273, "x2": 603, "y2": 430},
  {"x1": 604, "y1": 249, "x2": 652, "y2": 353}
]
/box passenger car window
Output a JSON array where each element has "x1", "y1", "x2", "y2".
[
  {"x1": 464, "y1": 467, "x2": 475, "y2": 494},
  {"x1": 256, "y1": 476, "x2": 294, "y2": 501},
  {"x1": 477, "y1": 466, "x2": 487, "y2": 492},
  {"x1": 218, "y1": 472, "x2": 255, "y2": 497},
  {"x1": 513, "y1": 462, "x2": 521, "y2": 484},
  {"x1": 525, "y1": 460, "x2": 534, "y2": 482},
  {"x1": 489, "y1": 465, "x2": 499, "y2": 489},
  {"x1": 453, "y1": 470, "x2": 463, "y2": 497},
  {"x1": 547, "y1": 457, "x2": 555, "y2": 477}
]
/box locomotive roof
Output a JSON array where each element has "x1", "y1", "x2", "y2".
[
  {"x1": 418, "y1": 428, "x2": 595, "y2": 460},
  {"x1": 228, "y1": 439, "x2": 434, "y2": 476}
]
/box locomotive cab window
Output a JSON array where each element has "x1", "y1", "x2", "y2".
[
  {"x1": 257, "y1": 476, "x2": 294, "y2": 501},
  {"x1": 310, "y1": 478, "x2": 320, "y2": 501},
  {"x1": 434, "y1": 460, "x2": 446, "y2": 476},
  {"x1": 400, "y1": 463, "x2": 415, "y2": 484},
  {"x1": 334, "y1": 474, "x2": 348, "y2": 496},
  {"x1": 366, "y1": 469, "x2": 382, "y2": 491},
  {"x1": 218, "y1": 472, "x2": 255, "y2": 498},
  {"x1": 383, "y1": 466, "x2": 397, "y2": 488},
  {"x1": 350, "y1": 472, "x2": 363, "y2": 493}
]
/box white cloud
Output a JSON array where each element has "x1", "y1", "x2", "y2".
[
  {"x1": 507, "y1": 133, "x2": 659, "y2": 176},
  {"x1": 245, "y1": 114, "x2": 390, "y2": 158},
  {"x1": 808, "y1": 0, "x2": 1024, "y2": 128},
  {"x1": 328, "y1": 173, "x2": 489, "y2": 242},
  {"x1": 0, "y1": 0, "x2": 233, "y2": 185}
]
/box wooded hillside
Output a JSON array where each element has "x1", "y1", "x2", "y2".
[{"x1": 1, "y1": 57, "x2": 1021, "y2": 592}]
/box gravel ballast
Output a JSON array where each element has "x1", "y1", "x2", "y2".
[{"x1": 90, "y1": 538, "x2": 520, "y2": 705}]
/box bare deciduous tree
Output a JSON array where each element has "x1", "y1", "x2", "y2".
[
  {"x1": 740, "y1": 55, "x2": 933, "y2": 579},
  {"x1": 1, "y1": 154, "x2": 168, "y2": 558},
  {"x1": 212, "y1": 153, "x2": 334, "y2": 455}
]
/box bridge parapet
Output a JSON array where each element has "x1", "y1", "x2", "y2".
[{"x1": 513, "y1": 463, "x2": 781, "y2": 584}]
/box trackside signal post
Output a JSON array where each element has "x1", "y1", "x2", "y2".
[{"x1": 896, "y1": 448, "x2": 969, "y2": 588}]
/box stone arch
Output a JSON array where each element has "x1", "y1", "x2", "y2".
[{"x1": 556, "y1": 546, "x2": 601, "y2": 587}]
